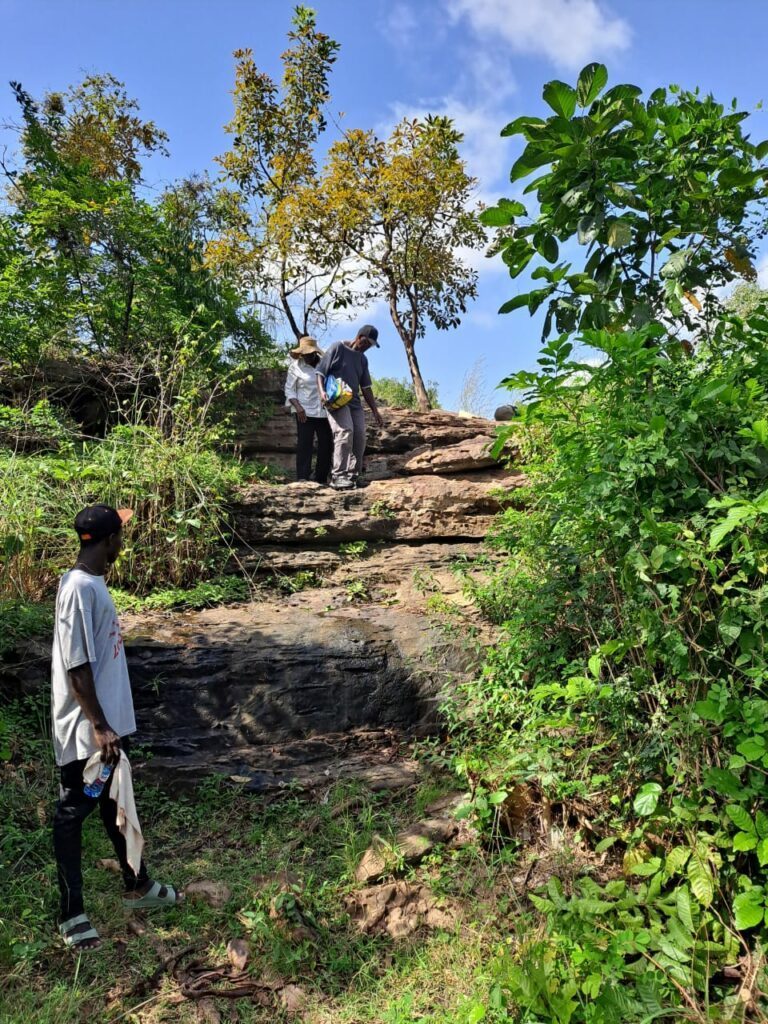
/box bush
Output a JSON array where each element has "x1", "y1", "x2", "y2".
[
  {"x1": 372, "y1": 376, "x2": 439, "y2": 410},
  {"x1": 456, "y1": 316, "x2": 768, "y2": 1018},
  {"x1": 0, "y1": 422, "x2": 247, "y2": 601}
]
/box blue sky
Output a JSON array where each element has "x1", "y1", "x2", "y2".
[{"x1": 2, "y1": 0, "x2": 767, "y2": 412}]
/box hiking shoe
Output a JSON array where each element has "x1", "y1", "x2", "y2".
[{"x1": 330, "y1": 480, "x2": 355, "y2": 491}]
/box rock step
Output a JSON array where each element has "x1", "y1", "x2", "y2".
[
  {"x1": 233, "y1": 471, "x2": 524, "y2": 546},
  {"x1": 235, "y1": 540, "x2": 487, "y2": 581},
  {"x1": 234, "y1": 405, "x2": 501, "y2": 459}
]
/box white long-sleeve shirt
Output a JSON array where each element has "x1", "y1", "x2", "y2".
[{"x1": 284, "y1": 359, "x2": 327, "y2": 419}]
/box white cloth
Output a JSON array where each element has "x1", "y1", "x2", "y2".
[
  {"x1": 84, "y1": 750, "x2": 144, "y2": 873},
  {"x1": 51, "y1": 569, "x2": 136, "y2": 766},
  {"x1": 284, "y1": 359, "x2": 327, "y2": 419}
]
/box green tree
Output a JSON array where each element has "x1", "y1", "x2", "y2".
[
  {"x1": 212, "y1": 6, "x2": 341, "y2": 340},
  {"x1": 482, "y1": 63, "x2": 768, "y2": 342},
  {"x1": 303, "y1": 116, "x2": 484, "y2": 411},
  {"x1": 1, "y1": 80, "x2": 260, "y2": 370},
  {"x1": 373, "y1": 376, "x2": 439, "y2": 410}
]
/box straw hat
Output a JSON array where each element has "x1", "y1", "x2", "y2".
[{"x1": 290, "y1": 336, "x2": 324, "y2": 359}]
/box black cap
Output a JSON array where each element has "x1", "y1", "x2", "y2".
[
  {"x1": 357, "y1": 324, "x2": 380, "y2": 347},
  {"x1": 74, "y1": 504, "x2": 133, "y2": 544}
]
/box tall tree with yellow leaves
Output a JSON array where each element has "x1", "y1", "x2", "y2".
[
  {"x1": 298, "y1": 116, "x2": 484, "y2": 411},
  {"x1": 211, "y1": 6, "x2": 342, "y2": 340}
]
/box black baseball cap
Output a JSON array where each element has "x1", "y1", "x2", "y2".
[
  {"x1": 74, "y1": 504, "x2": 133, "y2": 544},
  {"x1": 357, "y1": 324, "x2": 380, "y2": 347}
]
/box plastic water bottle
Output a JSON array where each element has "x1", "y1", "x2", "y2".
[{"x1": 84, "y1": 762, "x2": 112, "y2": 798}]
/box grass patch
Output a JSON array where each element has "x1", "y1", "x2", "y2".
[{"x1": 0, "y1": 699, "x2": 510, "y2": 1024}]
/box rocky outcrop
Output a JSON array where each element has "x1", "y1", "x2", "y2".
[{"x1": 233, "y1": 472, "x2": 523, "y2": 547}]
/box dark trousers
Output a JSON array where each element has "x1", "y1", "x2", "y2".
[
  {"x1": 296, "y1": 416, "x2": 332, "y2": 483},
  {"x1": 53, "y1": 737, "x2": 148, "y2": 920}
]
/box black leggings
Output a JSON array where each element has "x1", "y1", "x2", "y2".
[{"x1": 53, "y1": 737, "x2": 148, "y2": 920}]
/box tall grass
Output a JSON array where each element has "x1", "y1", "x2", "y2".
[{"x1": 0, "y1": 421, "x2": 242, "y2": 601}]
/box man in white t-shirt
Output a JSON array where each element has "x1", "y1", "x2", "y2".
[{"x1": 52, "y1": 504, "x2": 180, "y2": 951}]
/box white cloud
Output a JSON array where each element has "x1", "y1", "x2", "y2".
[
  {"x1": 757, "y1": 253, "x2": 768, "y2": 289},
  {"x1": 380, "y1": 2, "x2": 420, "y2": 51},
  {"x1": 446, "y1": 0, "x2": 631, "y2": 70}
]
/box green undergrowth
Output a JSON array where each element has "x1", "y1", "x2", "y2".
[
  {"x1": 0, "y1": 697, "x2": 517, "y2": 1024},
  {"x1": 449, "y1": 316, "x2": 768, "y2": 1022},
  {"x1": 111, "y1": 575, "x2": 252, "y2": 613}
]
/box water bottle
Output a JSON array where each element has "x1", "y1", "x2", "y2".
[{"x1": 84, "y1": 762, "x2": 113, "y2": 798}]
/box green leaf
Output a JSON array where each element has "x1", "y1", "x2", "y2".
[
  {"x1": 588, "y1": 654, "x2": 601, "y2": 678},
  {"x1": 733, "y1": 832, "x2": 758, "y2": 852},
  {"x1": 538, "y1": 234, "x2": 559, "y2": 262},
  {"x1": 479, "y1": 206, "x2": 513, "y2": 227},
  {"x1": 607, "y1": 218, "x2": 632, "y2": 248},
  {"x1": 601, "y1": 84, "x2": 642, "y2": 105},
  {"x1": 704, "y1": 768, "x2": 744, "y2": 798},
  {"x1": 542, "y1": 80, "x2": 578, "y2": 119},
  {"x1": 498, "y1": 294, "x2": 531, "y2": 314},
  {"x1": 634, "y1": 782, "x2": 662, "y2": 817},
  {"x1": 734, "y1": 889, "x2": 765, "y2": 930},
  {"x1": 501, "y1": 116, "x2": 546, "y2": 138},
  {"x1": 577, "y1": 63, "x2": 608, "y2": 107},
  {"x1": 676, "y1": 887, "x2": 695, "y2": 932},
  {"x1": 757, "y1": 838, "x2": 768, "y2": 866},
  {"x1": 665, "y1": 847, "x2": 691, "y2": 875},
  {"x1": 660, "y1": 250, "x2": 690, "y2": 279},
  {"x1": 509, "y1": 147, "x2": 551, "y2": 183},
  {"x1": 488, "y1": 790, "x2": 508, "y2": 806},
  {"x1": 577, "y1": 213, "x2": 602, "y2": 245},
  {"x1": 755, "y1": 811, "x2": 768, "y2": 839},
  {"x1": 719, "y1": 167, "x2": 758, "y2": 189},
  {"x1": 726, "y1": 805, "x2": 755, "y2": 834},
  {"x1": 737, "y1": 735, "x2": 767, "y2": 762},
  {"x1": 479, "y1": 198, "x2": 527, "y2": 226},
  {"x1": 687, "y1": 852, "x2": 714, "y2": 907}
]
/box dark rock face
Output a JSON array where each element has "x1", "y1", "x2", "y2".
[
  {"x1": 120, "y1": 600, "x2": 465, "y2": 789},
  {"x1": 126, "y1": 604, "x2": 443, "y2": 757}
]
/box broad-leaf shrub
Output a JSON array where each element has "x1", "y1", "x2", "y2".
[{"x1": 458, "y1": 314, "x2": 768, "y2": 1016}]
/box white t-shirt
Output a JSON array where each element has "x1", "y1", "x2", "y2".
[{"x1": 51, "y1": 569, "x2": 136, "y2": 766}]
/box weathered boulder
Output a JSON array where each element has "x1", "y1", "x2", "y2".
[
  {"x1": 397, "y1": 434, "x2": 498, "y2": 475},
  {"x1": 232, "y1": 472, "x2": 523, "y2": 546},
  {"x1": 355, "y1": 817, "x2": 459, "y2": 883},
  {"x1": 346, "y1": 881, "x2": 458, "y2": 939}
]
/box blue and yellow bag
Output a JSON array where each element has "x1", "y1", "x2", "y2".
[{"x1": 325, "y1": 374, "x2": 353, "y2": 411}]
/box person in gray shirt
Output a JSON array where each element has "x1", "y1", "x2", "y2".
[
  {"x1": 315, "y1": 324, "x2": 384, "y2": 490},
  {"x1": 52, "y1": 504, "x2": 180, "y2": 951}
]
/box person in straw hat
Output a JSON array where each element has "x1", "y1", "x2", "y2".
[{"x1": 284, "y1": 336, "x2": 332, "y2": 484}]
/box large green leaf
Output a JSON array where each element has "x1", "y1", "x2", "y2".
[
  {"x1": 577, "y1": 63, "x2": 608, "y2": 107},
  {"x1": 687, "y1": 852, "x2": 714, "y2": 907},
  {"x1": 542, "y1": 80, "x2": 578, "y2": 120},
  {"x1": 607, "y1": 218, "x2": 632, "y2": 248},
  {"x1": 634, "y1": 782, "x2": 662, "y2": 816},
  {"x1": 498, "y1": 294, "x2": 531, "y2": 314},
  {"x1": 577, "y1": 213, "x2": 602, "y2": 245},
  {"x1": 601, "y1": 83, "x2": 642, "y2": 105},
  {"x1": 733, "y1": 889, "x2": 765, "y2": 930},
  {"x1": 660, "y1": 250, "x2": 690, "y2": 279},
  {"x1": 726, "y1": 804, "x2": 754, "y2": 834},
  {"x1": 501, "y1": 115, "x2": 546, "y2": 138},
  {"x1": 509, "y1": 147, "x2": 552, "y2": 183}
]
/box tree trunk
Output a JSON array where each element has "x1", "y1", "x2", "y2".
[
  {"x1": 403, "y1": 337, "x2": 431, "y2": 412},
  {"x1": 387, "y1": 295, "x2": 432, "y2": 412}
]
